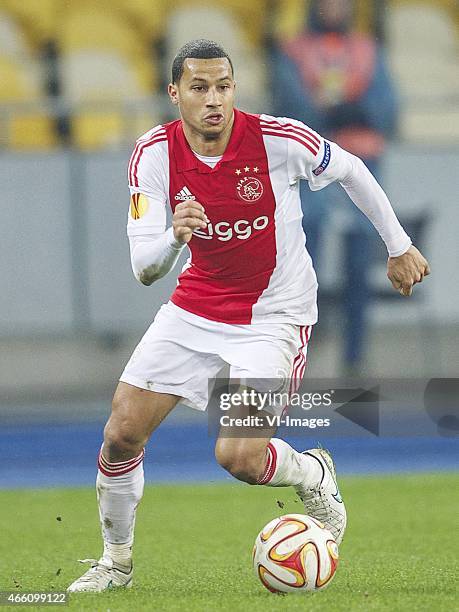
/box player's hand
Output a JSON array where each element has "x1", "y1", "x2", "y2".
[
  {"x1": 387, "y1": 245, "x2": 430, "y2": 297},
  {"x1": 172, "y1": 201, "x2": 209, "y2": 244}
]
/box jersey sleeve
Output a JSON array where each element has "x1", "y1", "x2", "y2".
[
  {"x1": 126, "y1": 134, "x2": 168, "y2": 236},
  {"x1": 278, "y1": 116, "x2": 411, "y2": 256},
  {"x1": 282, "y1": 117, "x2": 351, "y2": 190}
]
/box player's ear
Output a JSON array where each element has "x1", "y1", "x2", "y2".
[{"x1": 168, "y1": 83, "x2": 179, "y2": 106}]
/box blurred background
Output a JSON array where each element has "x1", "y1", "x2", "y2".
[{"x1": 1, "y1": 0, "x2": 458, "y2": 488}]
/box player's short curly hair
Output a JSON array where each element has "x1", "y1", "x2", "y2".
[{"x1": 172, "y1": 39, "x2": 234, "y2": 83}]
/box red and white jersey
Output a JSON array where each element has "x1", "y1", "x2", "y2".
[{"x1": 127, "y1": 110, "x2": 385, "y2": 325}]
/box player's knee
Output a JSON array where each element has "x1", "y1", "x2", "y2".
[
  {"x1": 103, "y1": 394, "x2": 147, "y2": 461},
  {"x1": 215, "y1": 442, "x2": 264, "y2": 484},
  {"x1": 103, "y1": 421, "x2": 144, "y2": 461}
]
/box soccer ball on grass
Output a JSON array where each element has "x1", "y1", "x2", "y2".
[{"x1": 252, "y1": 513, "x2": 339, "y2": 593}]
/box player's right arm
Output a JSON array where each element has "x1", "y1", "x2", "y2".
[
  {"x1": 131, "y1": 201, "x2": 208, "y2": 286},
  {"x1": 172, "y1": 201, "x2": 209, "y2": 245},
  {"x1": 127, "y1": 134, "x2": 208, "y2": 285}
]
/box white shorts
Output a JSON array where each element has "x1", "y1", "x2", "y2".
[{"x1": 120, "y1": 301, "x2": 311, "y2": 413}]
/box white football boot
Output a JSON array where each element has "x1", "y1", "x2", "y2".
[
  {"x1": 295, "y1": 448, "x2": 347, "y2": 545},
  {"x1": 67, "y1": 556, "x2": 133, "y2": 593}
]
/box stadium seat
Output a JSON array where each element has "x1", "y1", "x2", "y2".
[
  {"x1": 55, "y1": 7, "x2": 159, "y2": 149},
  {"x1": 387, "y1": 3, "x2": 459, "y2": 142},
  {"x1": 0, "y1": 8, "x2": 61, "y2": 149},
  {"x1": 117, "y1": 0, "x2": 170, "y2": 44},
  {"x1": 164, "y1": 6, "x2": 267, "y2": 112},
  {"x1": 56, "y1": 8, "x2": 147, "y2": 61},
  {"x1": 0, "y1": 10, "x2": 31, "y2": 58},
  {"x1": 61, "y1": 52, "x2": 159, "y2": 150},
  {"x1": 0, "y1": 0, "x2": 58, "y2": 48},
  {"x1": 0, "y1": 56, "x2": 40, "y2": 102},
  {"x1": 0, "y1": 9, "x2": 58, "y2": 149},
  {"x1": 72, "y1": 104, "x2": 162, "y2": 150},
  {"x1": 164, "y1": 0, "x2": 269, "y2": 47},
  {"x1": 211, "y1": 0, "x2": 269, "y2": 47},
  {"x1": 60, "y1": 51, "x2": 151, "y2": 104},
  {"x1": 8, "y1": 112, "x2": 58, "y2": 150},
  {"x1": 56, "y1": 5, "x2": 159, "y2": 94},
  {"x1": 71, "y1": 110, "x2": 124, "y2": 151}
]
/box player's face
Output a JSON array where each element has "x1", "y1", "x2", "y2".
[{"x1": 169, "y1": 58, "x2": 235, "y2": 140}]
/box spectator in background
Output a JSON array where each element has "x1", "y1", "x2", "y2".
[{"x1": 272, "y1": 0, "x2": 398, "y2": 375}]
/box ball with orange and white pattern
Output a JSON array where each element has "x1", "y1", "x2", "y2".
[{"x1": 252, "y1": 513, "x2": 339, "y2": 593}]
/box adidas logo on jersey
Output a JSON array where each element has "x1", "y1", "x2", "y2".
[{"x1": 175, "y1": 186, "x2": 196, "y2": 201}]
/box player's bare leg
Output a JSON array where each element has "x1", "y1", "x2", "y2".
[
  {"x1": 215, "y1": 408, "x2": 322, "y2": 489},
  {"x1": 68, "y1": 382, "x2": 179, "y2": 593},
  {"x1": 214, "y1": 391, "x2": 346, "y2": 544},
  {"x1": 214, "y1": 392, "x2": 322, "y2": 486},
  {"x1": 214, "y1": 399, "x2": 277, "y2": 484}
]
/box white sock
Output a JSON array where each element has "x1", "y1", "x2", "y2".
[
  {"x1": 257, "y1": 438, "x2": 321, "y2": 487},
  {"x1": 96, "y1": 448, "x2": 145, "y2": 566}
]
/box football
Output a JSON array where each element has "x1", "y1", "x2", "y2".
[{"x1": 252, "y1": 513, "x2": 339, "y2": 593}]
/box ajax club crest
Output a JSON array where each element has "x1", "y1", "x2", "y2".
[{"x1": 235, "y1": 166, "x2": 263, "y2": 202}]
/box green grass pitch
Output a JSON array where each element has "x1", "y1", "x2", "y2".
[{"x1": 0, "y1": 473, "x2": 457, "y2": 611}]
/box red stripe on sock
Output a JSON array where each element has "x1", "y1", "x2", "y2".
[
  {"x1": 98, "y1": 456, "x2": 143, "y2": 477},
  {"x1": 99, "y1": 456, "x2": 137, "y2": 470},
  {"x1": 258, "y1": 442, "x2": 278, "y2": 485},
  {"x1": 258, "y1": 447, "x2": 272, "y2": 483},
  {"x1": 98, "y1": 449, "x2": 145, "y2": 477},
  {"x1": 99, "y1": 450, "x2": 144, "y2": 469}
]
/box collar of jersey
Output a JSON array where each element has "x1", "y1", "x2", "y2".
[{"x1": 175, "y1": 108, "x2": 246, "y2": 174}]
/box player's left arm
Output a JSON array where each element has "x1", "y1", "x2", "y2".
[
  {"x1": 333, "y1": 147, "x2": 430, "y2": 296},
  {"x1": 284, "y1": 118, "x2": 430, "y2": 297}
]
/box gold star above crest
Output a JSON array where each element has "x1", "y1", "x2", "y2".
[
  {"x1": 244, "y1": 166, "x2": 250, "y2": 172},
  {"x1": 235, "y1": 169, "x2": 241, "y2": 175},
  {"x1": 253, "y1": 167, "x2": 259, "y2": 173}
]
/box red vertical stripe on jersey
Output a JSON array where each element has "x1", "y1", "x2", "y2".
[
  {"x1": 292, "y1": 326, "x2": 306, "y2": 382},
  {"x1": 296, "y1": 326, "x2": 310, "y2": 386},
  {"x1": 289, "y1": 325, "x2": 310, "y2": 395},
  {"x1": 166, "y1": 110, "x2": 279, "y2": 324}
]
